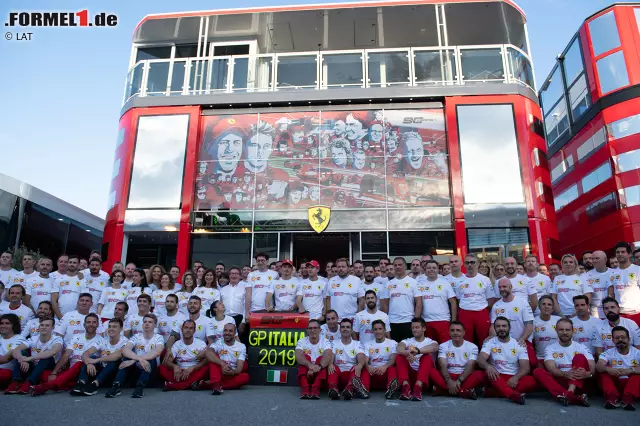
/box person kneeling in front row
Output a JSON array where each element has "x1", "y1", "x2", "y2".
[
  {"x1": 202, "y1": 323, "x2": 249, "y2": 394},
  {"x1": 295, "y1": 319, "x2": 331, "y2": 399},
  {"x1": 360, "y1": 319, "x2": 399, "y2": 399},
  {"x1": 396, "y1": 317, "x2": 439, "y2": 401},
  {"x1": 159, "y1": 320, "x2": 208, "y2": 391},
  {"x1": 596, "y1": 326, "x2": 640, "y2": 411}
]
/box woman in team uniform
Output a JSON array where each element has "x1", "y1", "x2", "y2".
[
  {"x1": 126, "y1": 269, "x2": 153, "y2": 316},
  {"x1": 194, "y1": 269, "x2": 220, "y2": 317},
  {"x1": 178, "y1": 272, "x2": 197, "y2": 315}
]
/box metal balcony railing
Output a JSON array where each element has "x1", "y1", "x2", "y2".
[{"x1": 123, "y1": 44, "x2": 534, "y2": 103}]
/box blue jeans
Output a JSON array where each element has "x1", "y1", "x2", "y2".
[
  {"x1": 13, "y1": 357, "x2": 56, "y2": 384},
  {"x1": 113, "y1": 358, "x2": 157, "y2": 388},
  {"x1": 78, "y1": 361, "x2": 119, "y2": 385}
]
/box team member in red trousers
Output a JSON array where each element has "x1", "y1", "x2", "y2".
[
  {"x1": 360, "y1": 319, "x2": 399, "y2": 399},
  {"x1": 474, "y1": 316, "x2": 537, "y2": 405},
  {"x1": 326, "y1": 318, "x2": 367, "y2": 400},
  {"x1": 596, "y1": 326, "x2": 640, "y2": 410},
  {"x1": 295, "y1": 319, "x2": 330, "y2": 399},
  {"x1": 205, "y1": 323, "x2": 250, "y2": 394},
  {"x1": 430, "y1": 321, "x2": 481, "y2": 399},
  {"x1": 159, "y1": 319, "x2": 208, "y2": 391},
  {"x1": 533, "y1": 317, "x2": 593, "y2": 407},
  {"x1": 395, "y1": 317, "x2": 439, "y2": 401},
  {"x1": 0, "y1": 314, "x2": 27, "y2": 389}
]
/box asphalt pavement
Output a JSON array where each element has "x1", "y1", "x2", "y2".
[{"x1": 0, "y1": 386, "x2": 637, "y2": 425}]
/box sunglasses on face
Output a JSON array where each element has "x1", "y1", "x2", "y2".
[{"x1": 465, "y1": 261, "x2": 477, "y2": 265}]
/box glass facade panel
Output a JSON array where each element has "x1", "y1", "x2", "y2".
[
  {"x1": 413, "y1": 50, "x2": 457, "y2": 85},
  {"x1": 277, "y1": 55, "x2": 318, "y2": 90},
  {"x1": 540, "y1": 68, "x2": 564, "y2": 113},
  {"x1": 550, "y1": 154, "x2": 574, "y2": 183},
  {"x1": 125, "y1": 63, "x2": 144, "y2": 99},
  {"x1": 254, "y1": 57, "x2": 274, "y2": 91},
  {"x1": 388, "y1": 231, "x2": 453, "y2": 256},
  {"x1": 563, "y1": 38, "x2": 585, "y2": 86},
  {"x1": 588, "y1": 11, "x2": 621, "y2": 57},
  {"x1": 136, "y1": 47, "x2": 171, "y2": 62},
  {"x1": 460, "y1": 48, "x2": 505, "y2": 83},
  {"x1": 367, "y1": 52, "x2": 411, "y2": 87},
  {"x1": 568, "y1": 75, "x2": 590, "y2": 120},
  {"x1": 457, "y1": 104, "x2": 524, "y2": 204},
  {"x1": 169, "y1": 61, "x2": 186, "y2": 94},
  {"x1": 506, "y1": 47, "x2": 534, "y2": 88},
  {"x1": 586, "y1": 193, "x2": 618, "y2": 223},
  {"x1": 582, "y1": 162, "x2": 612, "y2": 193},
  {"x1": 66, "y1": 222, "x2": 102, "y2": 260},
  {"x1": 252, "y1": 233, "x2": 279, "y2": 260},
  {"x1": 554, "y1": 184, "x2": 578, "y2": 211},
  {"x1": 145, "y1": 62, "x2": 169, "y2": 95},
  {"x1": 608, "y1": 114, "x2": 640, "y2": 140},
  {"x1": 128, "y1": 115, "x2": 189, "y2": 209},
  {"x1": 232, "y1": 57, "x2": 250, "y2": 91},
  {"x1": 20, "y1": 202, "x2": 68, "y2": 259},
  {"x1": 621, "y1": 185, "x2": 640, "y2": 208},
  {"x1": 544, "y1": 99, "x2": 570, "y2": 145},
  {"x1": 210, "y1": 58, "x2": 230, "y2": 92},
  {"x1": 576, "y1": 127, "x2": 606, "y2": 162},
  {"x1": 322, "y1": 53, "x2": 364, "y2": 88},
  {"x1": 596, "y1": 51, "x2": 629, "y2": 94},
  {"x1": 188, "y1": 60, "x2": 211, "y2": 94},
  {"x1": 0, "y1": 190, "x2": 19, "y2": 252},
  {"x1": 191, "y1": 234, "x2": 252, "y2": 271},
  {"x1": 615, "y1": 149, "x2": 640, "y2": 173},
  {"x1": 387, "y1": 208, "x2": 451, "y2": 229}
]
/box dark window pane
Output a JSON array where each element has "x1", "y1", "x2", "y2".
[
  {"x1": 126, "y1": 232, "x2": 177, "y2": 270},
  {"x1": 136, "y1": 46, "x2": 172, "y2": 61},
  {"x1": 253, "y1": 233, "x2": 278, "y2": 260},
  {"x1": 586, "y1": 193, "x2": 618, "y2": 223},
  {"x1": 66, "y1": 223, "x2": 102, "y2": 261},
  {"x1": 0, "y1": 190, "x2": 19, "y2": 252},
  {"x1": 388, "y1": 231, "x2": 453, "y2": 256},
  {"x1": 191, "y1": 234, "x2": 251, "y2": 269},
  {"x1": 20, "y1": 202, "x2": 68, "y2": 259},
  {"x1": 175, "y1": 44, "x2": 198, "y2": 58}
]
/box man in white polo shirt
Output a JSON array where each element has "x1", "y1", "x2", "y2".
[
  {"x1": 326, "y1": 318, "x2": 367, "y2": 400},
  {"x1": 272, "y1": 260, "x2": 301, "y2": 312},
  {"x1": 360, "y1": 319, "x2": 398, "y2": 399},
  {"x1": 594, "y1": 297, "x2": 640, "y2": 354},
  {"x1": 524, "y1": 254, "x2": 552, "y2": 314},
  {"x1": 51, "y1": 255, "x2": 83, "y2": 319},
  {"x1": 584, "y1": 251, "x2": 615, "y2": 319},
  {"x1": 295, "y1": 319, "x2": 330, "y2": 399},
  {"x1": 613, "y1": 242, "x2": 640, "y2": 326},
  {"x1": 504, "y1": 257, "x2": 537, "y2": 311},
  {"x1": 353, "y1": 290, "x2": 390, "y2": 346},
  {"x1": 418, "y1": 260, "x2": 457, "y2": 343},
  {"x1": 326, "y1": 258, "x2": 364, "y2": 321},
  {"x1": 0, "y1": 285, "x2": 34, "y2": 330},
  {"x1": 298, "y1": 260, "x2": 327, "y2": 321},
  {"x1": 596, "y1": 326, "x2": 640, "y2": 410},
  {"x1": 158, "y1": 320, "x2": 208, "y2": 391},
  {"x1": 245, "y1": 253, "x2": 277, "y2": 315},
  {"x1": 361, "y1": 265, "x2": 388, "y2": 313},
  {"x1": 388, "y1": 257, "x2": 421, "y2": 342},
  {"x1": 24, "y1": 257, "x2": 54, "y2": 311},
  {"x1": 395, "y1": 317, "x2": 438, "y2": 401}
]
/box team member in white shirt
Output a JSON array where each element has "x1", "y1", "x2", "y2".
[
  {"x1": 245, "y1": 253, "x2": 278, "y2": 315},
  {"x1": 0, "y1": 314, "x2": 26, "y2": 388},
  {"x1": 125, "y1": 268, "x2": 153, "y2": 315},
  {"x1": 177, "y1": 272, "x2": 197, "y2": 315},
  {"x1": 295, "y1": 319, "x2": 330, "y2": 399},
  {"x1": 533, "y1": 295, "x2": 561, "y2": 366},
  {"x1": 442, "y1": 255, "x2": 466, "y2": 290},
  {"x1": 75, "y1": 317, "x2": 128, "y2": 396},
  {"x1": 524, "y1": 254, "x2": 552, "y2": 314},
  {"x1": 219, "y1": 268, "x2": 247, "y2": 335},
  {"x1": 361, "y1": 265, "x2": 388, "y2": 313},
  {"x1": 395, "y1": 317, "x2": 438, "y2": 401},
  {"x1": 353, "y1": 290, "x2": 390, "y2": 346},
  {"x1": 0, "y1": 285, "x2": 34, "y2": 330},
  {"x1": 49, "y1": 254, "x2": 69, "y2": 282},
  {"x1": 124, "y1": 294, "x2": 154, "y2": 338},
  {"x1": 209, "y1": 300, "x2": 237, "y2": 343},
  {"x1": 359, "y1": 319, "x2": 398, "y2": 398},
  {"x1": 158, "y1": 295, "x2": 186, "y2": 347},
  {"x1": 169, "y1": 266, "x2": 182, "y2": 290},
  {"x1": 22, "y1": 301, "x2": 57, "y2": 339},
  {"x1": 7, "y1": 317, "x2": 63, "y2": 394},
  {"x1": 0, "y1": 251, "x2": 19, "y2": 296},
  {"x1": 613, "y1": 242, "x2": 640, "y2": 326},
  {"x1": 122, "y1": 263, "x2": 136, "y2": 289},
  {"x1": 550, "y1": 254, "x2": 593, "y2": 317},
  {"x1": 533, "y1": 317, "x2": 593, "y2": 407},
  {"x1": 205, "y1": 323, "x2": 250, "y2": 393},
  {"x1": 107, "y1": 313, "x2": 164, "y2": 398},
  {"x1": 298, "y1": 260, "x2": 328, "y2": 320},
  {"x1": 194, "y1": 269, "x2": 220, "y2": 315},
  {"x1": 584, "y1": 251, "x2": 615, "y2": 318},
  {"x1": 272, "y1": 260, "x2": 302, "y2": 312},
  {"x1": 325, "y1": 318, "x2": 367, "y2": 400},
  {"x1": 159, "y1": 319, "x2": 208, "y2": 391},
  {"x1": 152, "y1": 273, "x2": 180, "y2": 317},
  {"x1": 24, "y1": 257, "x2": 54, "y2": 311},
  {"x1": 321, "y1": 310, "x2": 341, "y2": 342},
  {"x1": 490, "y1": 278, "x2": 536, "y2": 368},
  {"x1": 388, "y1": 257, "x2": 422, "y2": 342},
  {"x1": 51, "y1": 255, "x2": 84, "y2": 319},
  {"x1": 30, "y1": 313, "x2": 103, "y2": 395},
  {"x1": 476, "y1": 317, "x2": 536, "y2": 405},
  {"x1": 455, "y1": 254, "x2": 496, "y2": 346},
  {"x1": 596, "y1": 326, "x2": 640, "y2": 410},
  {"x1": 594, "y1": 298, "x2": 640, "y2": 354},
  {"x1": 55, "y1": 293, "x2": 95, "y2": 344},
  {"x1": 504, "y1": 257, "x2": 537, "y2": 311},
  {"x1": 326, "y1": 258, "x2": 365, "y2": 321},
  {"x1": 81, "y1": 258, "x2": 109, "y2": 313},
  {"x1": 430, "y1": 321, "x2": 480, "y2": 399},
  {"x1": 17, "y1": 253, "x2": 38, "y2": 283},
  {"x1": 571, "y1": 295, "x2": 600, "y2": 354},
  {"x1": 418, "y1": 260, "x2": 457, "y2": 343},
  {"x1": 97, "y1": 270, "x2": 128, "y2": 321}
]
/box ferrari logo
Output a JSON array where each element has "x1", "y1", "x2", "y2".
[{"x1": 308, "y1": 205, "x2": 330, "y2": 233}]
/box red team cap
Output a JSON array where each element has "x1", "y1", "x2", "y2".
[
  {"x1": 281, "y1": 259, "x2": 294, "y2": 267},
  {"x1": 307, "y1": 260, "x2": 320, "y2": 269}
]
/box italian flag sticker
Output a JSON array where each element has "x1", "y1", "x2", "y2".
[{"x1": 267, "y1": 370, "x2": 288, "y2": 383}]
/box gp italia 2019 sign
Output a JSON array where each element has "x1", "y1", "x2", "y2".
[{"x1": 248, "y1": 312, "x2": 309, "y2": 386}]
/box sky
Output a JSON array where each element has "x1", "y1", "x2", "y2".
[{"x1": 0, "y1": 0, "x2": 614, "y2": 219}]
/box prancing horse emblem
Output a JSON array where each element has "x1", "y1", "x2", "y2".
[{"x1": 308, "y1": 205, "x2": 331, "y2": 233}]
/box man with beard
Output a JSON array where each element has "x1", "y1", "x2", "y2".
[
  {"x1": 583, "y1": 251, "x2": 615, "y2": 318},
  {"x1": 353, "y1": 291, "x2": 390, "y2": 346},
  {"x1": 326, "y1": 258, "x2": 364, "y2": 321},
  {"x1": 594, "y1": 298, "x2": 640, "y2": 354},
  {"x1": 24, "y1": 257, "x2": 54, "y2": 312},
  {"x1": 549, "y1": 263, "x2": 561, "y2": 282},
  {"x1": 475, "y1": 317, "x2": 536, "y2": 405},
  {"x1": 159, "y1": 320, "x2": 208, "y2": 391},
  {"x1": 51, "y1": 255, "x2": 84, "y2": 319},
  {"x1": 503, "y1": 257, "x2": 537, "y2": 312},
  {"x1": 298, "y1": 261, "x2": 328, "y2": 321},
  {"x1": 360, "y1": 319, "x2": 399, "y2": 399},
  {"x1": 533, "y1": 317, "x2": 593, "y2": 406},
  {"x1": 581, "y1": 251, "x2": 594, "y2": 274},
  {"x1": 205, "y1": 323, "x2": 250, "y2": 393},
  {"x1": 326, "y1": 318, "x2": 367, "y2": 400},
  {"x1": 361, "y1": 265, "x2": 388, "y2": 312},
  {"x1": 612, "y1": 242, "x2": 640, "y2": 326},
  {"x1": 22, "y1": 301, "x2": 58, "y2": 339},
  {"x1": 0, "y1": 285, "x2": 34, "y2": 330},
  {"x1": 572, "y1": 295, "x2": 601, "y2": 354},
  {"x1": 609, "y1": 257, "x2": 620, "y2": 270},
  {"x1": 596, "y1": 326, "x2": 640, "y2": 410},
  {"x1": 490, "y1": 278, "x2": 536, "y2": 368},
  {"x1": 352, "y1": 261, "x2": 364, "y2": 281},
  {"x1": 395, "y1": 317, "x2": 439, "y2": 401},
  {"x1": 295, "y1": 319, "x2": 330, "y2": 399},
  {"x1": 418, "y1": 260, "x2": 457, "y2": 343}
]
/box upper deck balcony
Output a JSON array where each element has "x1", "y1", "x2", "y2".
[{"x1": 124, "y1": 0, "x2": 533, "y2": 105}]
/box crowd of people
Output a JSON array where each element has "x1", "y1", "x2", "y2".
[{"x1": 0, "y1": 243, "x2": 639, "y2": 410}]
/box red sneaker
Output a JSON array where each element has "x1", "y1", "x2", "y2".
[
  {"x1": 399, "y1": 383, "x2": 412, "y2": 401},
  {"x1": 4, "y1": 381, "x2": 20, "y2": 394},
  {"x1": 411, "y1": 384, "x2": 423, "y2": 401},
  {"x1": 17, "y1": 382, "x2": 31, "y2": 395}
]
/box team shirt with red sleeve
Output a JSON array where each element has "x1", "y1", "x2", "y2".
[
  {"x1": 584, "y1": 268, "x2": 615, "y2": 318},
  {"x1": 418, "y1": 278, "x2": 456, "y2": 323},
  {"x1": 599, "y1": 346, "x2": 640, "y2": 379},
  {"x1": 0, "y1": 302, "x2": 34, "y2": 330},
  {"x1": 571, "y1": 316, "x2": 600, "y2": 354},
  {"x1": 0, "y1": 334, "x2": 26, "y2": 370},
  {"x1": 533, "y1": 315, "x2": 561, "y2": 359},
  {"x1": 326, "y1": 338, "x2": 365, "y2": 371},
  {"x1": 320, "y1": 324, "x2": 340, "y2": 342},
  {"x1": 455, "y1": 274, "x2": 495, "y2": 311},
  {"x1": 24, "y1": 275, "x2": 54, "y2": 310},
  {"x1": 212, "y1": 340, "x2": 247, "y2": 370},
  {"x1": 594, "y1": 318, "x2": 640, "y2": 351},
  {"x1": 98, "y1": 288, "x2": 129, "y2": 319},
  {"x1": 298, "y1": 277, "x2": 328, "y2": 319},
  {"x1": 51, "y1": 275, "x2": 84, "y2": 316},
  {"x1": 544, "y1": 341, "x2": 594, "y2": 371},
  {"x1": 353, "y1": 310, "x2": 390, "y2": 346},
  {"x1": 273, "y1": 277, "x2": 300, "y2": 311},
  {"x1": 295, "y1": 336, "x2": 327, "y2": 361},
  {"x1": 387, "y1": 276, "x2": 419, "y2": 324},
  {"x1": 26, "y1": 335, "x2": 64, "y2": 363},
  {"x1": 490, "y1": 297, "x2": 534, "y2": 341},
  {"x1": 400, "y1": 336, "x2": 437, "y2": 371},
  {"x1": 480, "y1": 337, "x2": 529, "y2": 376},
  {"x1": 247, "y1": 270, "x2": 278, "y2": 312},
  {"x1": 438, "y1": 340, "x2": 478, "y2": 375},
  {"x1": 612, "y1": 264, "x2": 640, "y2": 315},
  {"x1": 364, "y1": 338, "x2": 397, "y2": 367},
  {"x1": 81, "y1": 275, "x2": 109, "y2": 313},
  {"x1": 171, "y1": 338, "x2": 207, "y2": 368},
  {"x1": 507, "y1": 274, "x2": 537, "y2": 299},
  {"x1": 550, "y1": 275, "x2": 593, "y2": 316},
  {"x1": 327, "y1": 275, "x2": 365, "y2": 320},
  {"x1": 68, "y1": 334, "x2": 104, "y2": 366}
]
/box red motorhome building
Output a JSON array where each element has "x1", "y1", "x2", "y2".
[
  {"x1": 541, "y1": 3, "x2": 640, "y2": 257},
  {"x1": 102, "y1": 0, "x2": 557, "y2": 273}
]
